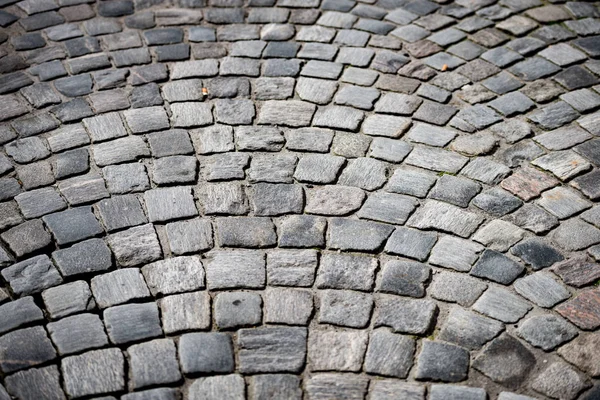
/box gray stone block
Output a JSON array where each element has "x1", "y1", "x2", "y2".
[
  {"x1": 364, "y1": 329, "x2": 416, "y2": 378},
  {"x1": 47, "y1": 313, "x2": 108, "y2": 355},
  {"x1": 179, "y1": 332, "x2": 234, "y2": 374},
  {"x1": 205, "y1": 250, "x2": 265, "y2": 289},
  {"x1": 104, "y1": 302, "x2": 162, "y2": 344},
  {"x1": 42, "y1": 280, "x2": 95, "y2": 319},
  {"x1": 107, "y1": 224, "x2": 162, "y2": 267},
  {"x1": 0, "y1": 327, "x2": 56, "y2": 373},
  {"x1": 2, "y1": 255, "x2": 62, "y2": 296},
  {"x1": 61, "y1": 348, "x2": 124, "y2": 398},
  {"x1": 160, "y1": 291, "x2": 210, "y2": 334},
  {"x1": 239, "y1": 327, "x2": 307, "y2": 373},
  {"x1": 128, "y1": 339, "x2": 182, "y2": 389},
  {"x1": 52, "y1": 238, "x2": 112, "y2": 277},
  {"x1": 308, "y1": 329, "x2": 367, "y2": 372},
  {"x1": 91, "y1": 268, "x2": 150, "y2": 308}
]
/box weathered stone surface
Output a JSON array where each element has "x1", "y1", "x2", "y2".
[
  {"x1": 558, "y1": 334, "x2": 600, "y2": 377},
  {"x1": 1, "y1": 255, "x2": 62, "y2": 296},
  {"x1": 531, "y1": 362, "x2": 591, "y2": 400},
  {"x1": 179, "y1": 332, "x2": 234, "y2": 374},
  {"x1": 439, "y1": 307, "x2": 504, "y2": 350},
  {"x1": 327, "y1": 218, "x2": 394, "y2": 252},
  {"x1": 107, "y1": 224, "x2": 162, "y2": 267},
  {"x1": 205, "y1": 250, "x2": 265, "y2": 290},
  {"x1": 473, "y1": 286, "x2": 532, "y2": 323},
  {"x1": 415, "y1": 340, "x2": 469, "y2": 382},
  {"x1": 375, "y1": 295, "x2": 437, "y2": 335},
  {"x1": 48, "y1": 313, "x2": 108, "y2": 355},
  {"x1": 104, "y1": 302, "x2": 162, "y2": 344},
  {"x1": 61, "y1": 348, "x2": 124, "y2": 398},
  {"x1": 239, "y1": 327, "x2": 307, "y2": 373},
  {"x1": 408, "y1": 200, "x2": 484, "y2": 238},
  {"x1": 267, "y1": 249, "x2": 318, "y2": 287},
  {"x1": 308, "y1": 329, "x2": 368, "y2": 372},
  {"x1": 553, "y1": 256, "x2": 600, "y2": 288},
  {"x1": 473, "y1": 334, "x2": 536, "y2": 389},
  {"x1": 556, "y1": 289, "x2": 600, "y2": 330},
  {"x1": 318, "y1": 290, "x2": 373, "y2": 328},
  {"x1": 42, "y1": 281, "x2": 94, "y2": 319},
  {"x1": 160, "y1": 291, "x2": 210, "y2": 334}
]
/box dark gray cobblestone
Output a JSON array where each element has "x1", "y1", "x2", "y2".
[{"x1": 0, "y1": 0, "x2": 599, "y2": 399}]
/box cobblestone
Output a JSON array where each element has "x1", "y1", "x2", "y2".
[{"x1": 0, "y1": 1, "x2": 599, "y2": 397}]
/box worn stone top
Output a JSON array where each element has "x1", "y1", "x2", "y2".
[{"x1": 0, "y1": 0, "x2": 599, "y2": 399}]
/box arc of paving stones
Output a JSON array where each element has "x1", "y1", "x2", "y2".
[{"x1": 0, "y1": 0, "x2": 599, "y2": 398}]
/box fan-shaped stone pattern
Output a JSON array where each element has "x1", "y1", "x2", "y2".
[{"x1": 0, "y1": 0, "x2": 599, "y2": 398}]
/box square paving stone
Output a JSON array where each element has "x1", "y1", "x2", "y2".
[
  {"x1": 42, "y1": 206, "x2": 103, "y2": 246},
  {"x1": 514, "y1": 271, "x2": 570, "y2": 308},
  {"x1": 0, "y1": 326, "x2": 56, "y2": 374},
  {"x1": 554, "y1": 66, "x2": 600, "y2": 90},
  {"x1": 364, "y1": 329, "x2": 415, "y2": 379},
  {"x1": 144, "y1": 187, "x2": 198, "y2": 223},
  {"x1": 188, "y1": 375, "x2": 245, "y2": 400},
  {"x1": 266, "y1": 249, "x2": 318, "y2": 287},
  {"x1": 1, "y1": 255, "x2": 62, "y2": 296},
  {"x1": 103, "y1": 163, "x2": 150, "y2": 194},
  {"x1": 305, "y1": 374, "x2": 368, "y2": 400},
  {"x1": 308, "y1": 329, "x2": 368, "y2": 372},
  {"x1": 327, "y1": 218, "x2": 394, "y2": 252},
  {"x1": 165, "y1": 219, "x2": 213, "y2": 255},
  {"x1": 473, "y1": 220, "x2": 526, "y2": 252},
  {"x1": 517, "y1": 314, "x2": 577, "y2": 351},
  {"x1": 473, "y1": 286, "x2": 532, "y2": 323},
  {"x1": 377, "y1": 259, "x2": 430, "y2": 298},
  {"x1": 52, "y1": 238, "x2": 112, "y2": 277},
  {"x1": 471, "y1": 249, "x2": 525, "y2": 284},
  {"x1": 438, "y1": 307, "x2": 504, "y2": 350},
  {"x1": 104, "y1": 302, "x2": 162, "y2": 344},
  {"x1": 556, "y1": 288, "x2": 600, "y2": 330},
  {"x1": 313, "y1": 106, "x2": 365, "y2": 131},
  {"x1": 531, "y1": 362, "x2": 591, "y2": 400},
  {"x1": 128, "y1": 339, "x2": 181, "y2": 389},
  {"x1": 537, "y1": 187, "x2": 591, "y2": 219},
  {"x1": 318, "y1": 290, "x2": 373, "y2": 328},
  {"x1": 408, "y1": 200, "x2": 484, "y2": 238},
  {"x1": 552, "y1": 218, "x2": 600, "y2": 251},
  {"x1": 107, "y1": 224, "x2": 162, "y2": 267},
  {"x1": 198, "y1": 182, "x2": 249, "y2": 215},
  {"x1": 91, "y1": 268, "x2": 150, "y2": 309},
  {"x1": 142, "y1": 256, "x2": 205, "y2": 297},
  {"x1": 552, "y1": 255, "x2": 600, "y2": 288},
  {"x1": 430, "y1": 385, "x2": 486, "y2": 400},
  {"x1": 375, "y1": 295, "x2": 437, "y2": 335},
  {"x1": 294, "y1": 154, "x2": 345, "y2": 183},
  {"x1": 216, "y1": 217, "x2": 277, "y2": 248},
  {"x1": 214, "y1": 291, "x2": 262, "y2": 330},
  {"x1": 179, "y1": 332, "x2": 234, "y2": 374},
  {"x1": 473, "y1": 333, "x2": 536, "y2": 389},
  {"x1": 430, "y1": 271, "x2": 487, "y2": 306},
  {"x1": 249, "y1": 375, "x2": 301, "y2": 400},
  {"x1": 405, "y1": 146, "x2": 468, "y2": 173},
  {"x1": 317, "y1": 253, "x2": 377, "y2": 291},
  {"x1": 14, "y1": 187, "x2": 66, "y2": 219},
  {"x1": 93, "y1": 136, "x2": 150, "y2": 167},
  {"x1": 385, "y1": 167, "x2": 437, "y2": 198},
  {"x1": 511, "y1": 238, "x2": 563, "y2": 270},
  {"x1": 384, "y1": 228, "x2": 436, "y2": 262},
  {"x1": 239, "y1": 327, "x2": 307, "y2": 373},
  {"x1": 61, "y1": 348, "x2": 124, "y2": 398},
  {"x1": 0, "y1": 296, "x2": 42, "y2": 335},
  {"x1": 204, "y1": 250, "x2": 266, "y2": 289},
  {"x1": 47, "y1": 313, "x2": 108, "y2": 355},
  {"x1": 96, "y1": 195, "x2": 147, "y2": 232},
  {"x1": 42, "y1": 281, "x2": 94, "y2": 320},
  {"x1": 264, "y1": 288, "x2": 313, "y2": 325},
  {"x1": 4, "y1": 366, "x2": 64, "y2": 400},
  {"x1": 532, "y1": 151, "x2": 591, "y2": 182},
  {"x1": 501, "y1": 166, "x2": 559, "y2": 201},
  {"x1": 357, "y1": 192, "x2": 417, "y2": 225},
  {"x1": 160, "y1": 291, "x2": 210, "y2": 334},
  {"x1": 249, "y1": 154, "x2": 298, "y2": 183},
  {"x1": 429, "y1": 175, "x2": 481, "y2": 207},
  {"x1": 235, "y1": 126, "x2": 285, "y2": 151},
  {"x1": 338, "y1": 157, "x2": 388, "y2": 190},
  {"x1": 415, "y1": 340, "x2": 469, "y2": 382}
]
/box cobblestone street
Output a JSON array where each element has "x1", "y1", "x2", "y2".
[{"x1": 0, "y1": 0, "x2": 599, "y2": 398}]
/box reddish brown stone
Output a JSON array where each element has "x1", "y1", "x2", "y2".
[
  {"x1": 500, "y1": 166, "x2": 558, "y2": 201},
  {"x1": 556, "y1": 289, "x2": 600, "y2": 330},
  {"x1": 404, "y1": 40, "x2": 442, "y2": 59},
  {"x1": 553, "y1": 256, "x2": 600, "y2": 288}
]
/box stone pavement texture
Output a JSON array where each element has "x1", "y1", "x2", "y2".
[{"x1": 0, "y1": 0, "x2": 599, "y2": 399}]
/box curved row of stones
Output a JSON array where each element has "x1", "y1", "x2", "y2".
[{"x1": 0, "y1": 0, "x2": 599, "y2": 399}]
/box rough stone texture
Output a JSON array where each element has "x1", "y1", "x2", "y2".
[{"x1": 1, "y1": 1, "x2": 599, "y2": 397}]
